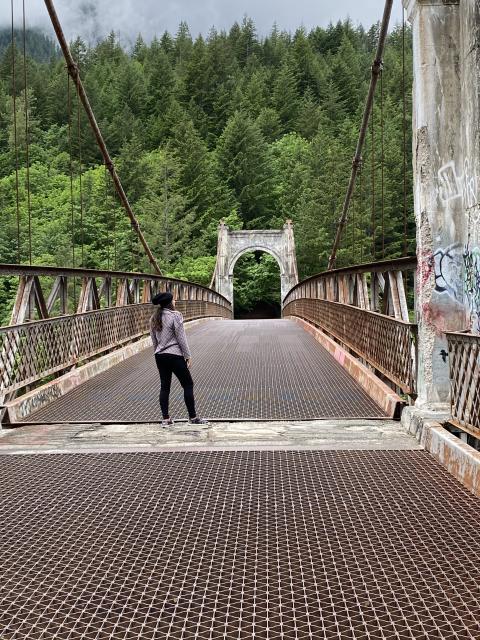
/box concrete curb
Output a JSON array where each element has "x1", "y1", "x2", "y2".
[
  {"x1": 289, "y1": 317, "x2": 404, "y2": 419},
  {"x1": 402, "y1": 406, "x2": 480, "y2": 497},
  {"x1": 5, "y1": 316, "x2": 223, "y2": 423}
]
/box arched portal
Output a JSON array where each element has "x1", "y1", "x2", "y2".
[
  {"x1": 232, "y1": 250, "x2": 283, "y2": 319},
  {"x1": 213, "y1": 220, "x2": 299, "y2": 306}
]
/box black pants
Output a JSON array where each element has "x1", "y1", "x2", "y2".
[{"x1": 155, "y1": 353, "x2": 196, "y2": 419}]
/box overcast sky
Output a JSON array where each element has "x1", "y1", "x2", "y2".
[{"x1": 2, "y1": 1, "x2": 404, "y2": 46}]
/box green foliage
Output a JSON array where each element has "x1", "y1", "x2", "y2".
[
  {"x1": 234, "y1": 252, "x2": 281, "y2": 313},
  {"x1": 216, "y1": 111, "x2": 276, "y2": 227},
  {"x1": 0, "y1": 29, "x2": 59, "y2": 63},
  {"x1": 0, "y1": 18, "x2": 414, "y2": 320},
  {"x1": 169, "y1": 255, "x2": 216, "y2": 286}
]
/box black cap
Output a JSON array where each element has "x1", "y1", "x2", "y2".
[{"x1": 152, "y1": 291, "x2": 173, "y2": 307}]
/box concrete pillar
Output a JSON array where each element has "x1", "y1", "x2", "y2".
[
  {"x1": 215, "y1": 221, "x2": 231, "y2": 303},
  {"x1": 405, "y1": 0, "x2": 480, "y2": 409}
]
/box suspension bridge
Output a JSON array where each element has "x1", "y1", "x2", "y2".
[{"x1": 0, "y1": 1, "x2": 479, "y2": 639}]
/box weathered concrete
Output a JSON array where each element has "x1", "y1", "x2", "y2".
[
  {"x1": 402, "y1": 405, "x2": 480, "y2": 497},
  {"x1": 290, "y1": 316, "x2": 405, "y2": 418},
  {"x1": 405, "y1": 0, "x2": 480, "y2": 409},
  {"x1": 214, "y1": 220, "x2": 298, "y2": 306},
  {"x1": 0, "y1": 419, "x2": 421, "y2": 455},
  {"x1": 3, "y1": 317, "x2": 224, "y2": 424}
]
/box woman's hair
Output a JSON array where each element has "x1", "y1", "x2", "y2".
[{"x1": 150, "y1": 303, "x2": 174, "y2": 332}]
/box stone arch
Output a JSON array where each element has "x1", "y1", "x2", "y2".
[
  {"x1": 213, "y1": 220, "x2": 299, "y2": 306},
  {"x1": 228, "y1": 246, "x2": 286, "y2": 277}
]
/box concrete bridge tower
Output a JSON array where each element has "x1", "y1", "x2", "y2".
[
  {"x1": 213, "y1": 220, "x2": 299, "y2": 306},
  {"x1": 405, "y1": 0, "x2": 480, "y2": 411}
]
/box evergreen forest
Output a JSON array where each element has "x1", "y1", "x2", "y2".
[{"x1": 0, "y1": 18, "x2": 414, "y2": 320}]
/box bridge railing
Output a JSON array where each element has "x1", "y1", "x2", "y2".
[
  {"x1": 446, "y1": 331, "x2": 480, "y2": 438},
  {"x1": 0, "y1": 264, "x2": 230, "y2": 324},
  {"x1": 0, "y1": 265, "x2": 232, "y2": 400},
  {"x1": 282, "y1": 257, "x2": 418, "y2": 395}
]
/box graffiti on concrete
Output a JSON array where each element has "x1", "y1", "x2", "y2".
[
  {"x1": 464, "y1": 245, "x2": 480, "y2": 330},
  {"x1": 418, "y1": 248, "x2": 434, "y2": 289},
  {"x1": 438, "y1": 159, "x2": 479, "y2": 212},
  {"x1": 433, "y1": 244, "x2": 464, "y2": 302},
  {"x1": 429, "y1": 242, "x2": 480, "y2": 331}
]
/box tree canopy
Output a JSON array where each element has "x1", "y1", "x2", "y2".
[{"x1": 0, "y1": 20, "x2": 413, "y2": 321}]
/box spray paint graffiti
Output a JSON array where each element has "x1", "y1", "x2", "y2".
[
  {"x1": 430, "y1": 243, "x2": 480, "y2": 331},
  {"x1": 434, "y1": 158, "x2": 480, "y2": 330},
  {"x1": 438, "y1": 159, "x2": 479, "y2": 211},
  {"x1": 433, "y1": 244, "x2": 463, "y2": 302},
  {"x1": 464, "y1": 245, "x2": 480, "y2": 331}
]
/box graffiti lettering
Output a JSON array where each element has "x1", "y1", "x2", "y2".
[
  {"x1": 438, "y1": 162, "x2": 462, "y2": 203},
  {"x1": 464, "y1": 245, "x2": 480, "y2": 331},
  {"x1": 433, "y1": 244, "x2": 463, "y2": 302},
  {"x1": 438, "y1": 159, "x2": 479, "y2": 211}
]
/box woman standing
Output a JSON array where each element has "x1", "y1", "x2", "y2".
[{"x1": 150, "y1": 292, "x2": 208, "y2": 426}]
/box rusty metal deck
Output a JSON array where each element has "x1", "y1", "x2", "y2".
[
  {"x1": 0, "y1": 450, "x2": 479, "y2": 639},
  {"x1": 21, "y1": 319, "x2": 384, "y2": 423}
]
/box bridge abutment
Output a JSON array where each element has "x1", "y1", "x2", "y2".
[{"x1": 405, "y1": 0, "x2": 480, "y2": 408}]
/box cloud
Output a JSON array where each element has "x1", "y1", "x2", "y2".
[{"x1": 2, "y1": 0, "x2": 404, "y2": 45}]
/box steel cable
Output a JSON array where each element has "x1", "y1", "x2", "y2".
[
  {"x1": 380, "y1": 69, "x2": 385, "y2": 259},
  {"x1": 11, "y1": 1, "x2": 21, "y2": 264},
  {"x1": 402, "y1": 8, "x2": 408, "y2": 256},
  {"x1": 22, "y1": 0, "x2": 32, "y2": 265},
  {"x1": 76, "y1": 85, "x2": 85, "y2": 267}
]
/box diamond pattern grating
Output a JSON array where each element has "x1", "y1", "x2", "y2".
[
  {"x1": 0, "y1": 450, "x2": 479, "y2": 639},
  {"x1": 20, "y1": 320, "x2": 384, "y2": 423}
]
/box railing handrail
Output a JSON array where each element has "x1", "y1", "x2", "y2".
[
  {"x1": 284, "y1": 298, "x2": 417, "y2": 394},
  {"x1": 0, "y1": 298, "x2": 231, "y2": 332},
  {"x1": 446, "y1": 331, "x2": 480, "y2": 436},
  {"x1": 0, "y1": 302, "x2": 151, "y2": 332},
  {"x1": 288, "y1": 296, "x2": 417, "y2": 329},
  {"x1": 445, "y1": 330, "x2": 479, "y2": 338},
  {"x1": 0, "y1": 301, "x2": 232, "y2": 398},
  {"x1": 283, "y1": 256, "x2": 417, "y2": 304},
  {"x1": 0, "y1": 263, "x2": 230, "y2": 304}
]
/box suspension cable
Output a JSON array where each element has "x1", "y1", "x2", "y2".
[
  {"x1": 371, "y1": 99, "x2": 376, "y2": 260},
  {"x1": 76, "y1": 84, "x2": 85, "y2": 267},
  {"x1": 67, "y1": 72, "x2": 77, "y2": 308},
  {"x1": 11, "y1": 1, "x2": 21, "y2": 264},
  {"x1": 43, "y1": 0, "x2": 162, "y2": 275},
  {"x1": 380, "y1": 68, "x2": 385, "y2": 259},
  {"x1": 67, "y1": 73, "x2": 75, "y2": 269},
  {"x1": 104, "y1": 163, "x2": 110, "y2": 271},
  {"x1": 327, "y1": 0, "x2": 393, "y2": 269},
  {"x1": 131, "y1": 225, "x2": 136, "y2": 273},
  {"x1": 113, "y1": 182, "x2": 117, "y2": 271},
  {"x1": 22, "y1": 0, "x2": 32, "y2": 265},
  {"x1": 402, "y1": 7, "x2": 408, "y2": 256},
  {"x1": 359, "y1": 164, "x2": 364, "y2": 263},
  {"x1": 352, "y1": 167, "x2": 356, "y2": 264}
]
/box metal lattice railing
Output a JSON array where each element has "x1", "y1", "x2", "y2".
[
  {"x1": 446, "y1": 332, "x2": 480, "y2": 436},
  {"x1": 283, "y1": 298, "x2": 417, "y2": 395},
  {"x1": 0, "y1": 301, "x2": 231, "y2": 397}
]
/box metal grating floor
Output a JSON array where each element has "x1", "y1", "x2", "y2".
[
  {"x1": 22, "y1": 320, "x2": 384, "y2": 423},
  {"x1": 0, "y1": 450, "x2": 479, "y2": 639}
]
